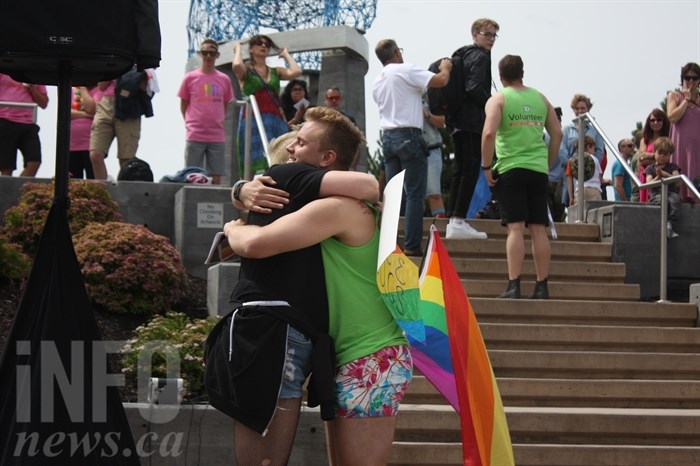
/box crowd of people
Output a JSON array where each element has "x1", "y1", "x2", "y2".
[{"x1": 1, "y1": 24, "x2": 697, "y2": 465}]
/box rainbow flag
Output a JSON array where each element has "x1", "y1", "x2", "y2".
[{"x1": 412, "y1": 225, "x2": 514, "y2": 466}]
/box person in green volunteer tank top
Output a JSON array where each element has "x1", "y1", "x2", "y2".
[
  {"x1": 481, "y1": 55, "x2": 563, "y2": 300},
  {"x1": 226, "y1": 107, "x2": 412, "y2": 466}
]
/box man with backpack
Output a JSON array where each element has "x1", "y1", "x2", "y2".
[
  {"x1": 444, "y1": 18, "x2": 500, "y2": 240},
  {"x1": 372, "y1": 39, "x2": 451, "y2": 256}
]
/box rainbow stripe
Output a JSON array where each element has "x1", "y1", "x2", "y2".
[{"x1": 412, "y1": 225, "x2": 514, "y2": 466}]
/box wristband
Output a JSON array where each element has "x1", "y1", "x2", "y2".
[
  {"x1": 232, "y1": 180, "x2": 248, "y2": 202},
  {"x1": 480, "y1": 163, "x2": 492, "y2": 170}
]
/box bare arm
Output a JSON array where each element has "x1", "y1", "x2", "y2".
[
  {"x1": 180, "y1": 98, "x2": 188, "y2": 120},
  {"x1": 319, "y1": 171, "x2": 379, "y2": 203},
  {"x1": 26, "y1": 85, "x2": 48, "y2": 109},
  {"x1": 480, "y1": 93, "x2": 502, "y2": 186},
  {"x1": 666, "y1": 90, "x2": 687, "y2": 123},
  {"x1": 80, "y1": 87, "x2": 96, "y2": 115},
  {"x1": 276, "y1": 48, "x2": 302, "y2": 81},
  {"x1": 225, "y1": 197, "x2": 351, "y2": 258},
  {"x1": 232, "y1": 42, "x2": 247, "y2": 83},
  {"x1": 613, "y1": 176, "x2": 628, "y2": 201},
  {"x1": 427, "y1": 59, "x2": 452, "y2": 88},
  {"x1": 543, "y1": 96, "x2": 563, "y2": 167}
]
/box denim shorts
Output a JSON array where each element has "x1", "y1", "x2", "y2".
[
  {"x1": 278, "y1": 326, "x2": 313, "y2": 399},
  {"x1": 426, "y1": 146, "x2": 443, "y2": 196}
]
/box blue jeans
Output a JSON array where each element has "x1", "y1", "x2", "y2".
[
  {"x1": 279, "y1": 326, "x2": 312, "y2": 399},
  {"x1": 381, "y1": 128, "x2": 428, "y2": 251}
]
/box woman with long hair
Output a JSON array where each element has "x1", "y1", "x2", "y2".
[
  {"x1": 667, "y1": 61, "x2": 700, "y2": 202},
  {"x1": 637, "y1": 108, "x2": 670, "y2": 202},
  {"x1": 280, "y1": 79, "x2": 309, "y2": 127},
  {"x1": 233, "y1": 34, "x2": 301, "y2": 178}
]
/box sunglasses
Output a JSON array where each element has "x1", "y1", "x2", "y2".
[
  {"x1": 199, "y1": 50, "x2": 217, "y2": 57},
  {"x1": 682, "y1": 75, "x2": 700, "y2": 81},
  {"x1": 252, "y1": 39, "x2": 270, "y2": 48},
  {"x1": 623, "y1": 144, "x2": 635, "y2": 148},
  {"x1": 649, "y1": 118, "x2": 662, "y2": 123},
  {"x1": 326, "y1": 96, "x2": 341, "y2": 102}
]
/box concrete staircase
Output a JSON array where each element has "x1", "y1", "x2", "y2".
[{"x1": 391, "y1": 218, "x2": 700, "y2": 466}]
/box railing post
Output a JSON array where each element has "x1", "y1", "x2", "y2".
[
  {"x1": 243, "y1": 99, "x2": 253, "y2": 181},
  {"x1": 658, "y1": 181, "x2": 669, "y2": 303},
  {"x1": 576, "y1": 115, "x2": 586, "y2": 223}
]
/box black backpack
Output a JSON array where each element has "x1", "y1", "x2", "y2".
[
  {"x1": 427, "y1": 46, "x2": 469, "y2": 116},
  {"x1": 117, "y1": 157, "x2": 153, "y2": 182}
]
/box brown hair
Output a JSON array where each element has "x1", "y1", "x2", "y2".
[
  {"x1": 499, "y1": 55, "x2": 524, "y2": 81},
  {"x1": 303, "y1": 107, "x2": 366, "y2": 170},
  {"x1": 471, "y1": 18, "x2": 500, "y2": 34},
  {"x1": 570, "y1": 93, "x2": 593, "y2": 111},
  {"x1": 642, "y1": 109, "x2": 670, "y2": 145},
  {"x1": 200, "y1": 39, "x2": 219, "y2": 51},
  {"x1": 654, "y1": 136, "x2": 675, "y2": 155},
  {"x1": 680, "y1": 62, "x2": 700, "y2": 84},
  {"x1": 375, "y1": 39, "x2": 399, "y2": 65},
  {"x1": 248, "y1": 34, "x2": 278, "y2": 66}
]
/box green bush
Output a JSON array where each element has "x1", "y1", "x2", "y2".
[
  {"x1": 74, "y1": 222, "x2": 188, "y2": 315},
  {"x1": 2, "y1": 181, "x2": 122, "y2": 255},
  {"x1": 0, "y1": 235, "x2": 31, "y2": 281},
  {"x1": 121, "y1": 312, "x2": 219, "y2": 398}
]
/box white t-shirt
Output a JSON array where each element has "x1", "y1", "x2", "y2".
[
  {"x1": 572, "y1": 153, "x2": 603, "y2": 193},
  {"x1": 372, "y1": 63, "x2": 433, "y2": 130}
]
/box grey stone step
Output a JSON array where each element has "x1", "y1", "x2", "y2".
[
  {"x1": 406, "y1": 217, "x2": 602, "y2": 243},
  {"x1": 482, "y1": 323, "x2": 700, "y2": 352},
  {"x1": 394, "y1": 405, "x2": 700, "y2": 446},
  {"x1": 489, "y1": 349, "x2": 700, "y2": 380},
  {"x1": 404, "y1": 237, "x2": 614, "y2": 262},
  {"x1": 435, "y1": 257, "x2": 627, "y2": 282},
  {"x1": 405, "y1": 376, "x2": 700, "y2": 408},
  {"x1": 471, "y1": 298, "x2": 698, "y2": 327},
  {"x1": 389, "y1": 442, "x2": 700, "y2": 466},
  {"x1": 462, "y1": 278, "x2": 640, "y2": 300}
]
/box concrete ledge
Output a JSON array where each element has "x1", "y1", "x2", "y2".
[
  {"x1": 124, "y1": 402, "x2": 327, "y2": 465},
  {"x1": 174, "y1": 186, "x2": 239, "y2": 280},
  {"x1": 207, "y1": 262, "x2": 240, "y2": 316}
]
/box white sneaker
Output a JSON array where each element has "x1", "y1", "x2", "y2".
[
  {"x1": 667, "y1": 222, "x2": 679, "y2": 239},
  {"x1": 446, "y1": 220, "x2": 487, "y2": 240}
]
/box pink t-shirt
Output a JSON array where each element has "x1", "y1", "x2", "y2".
[
  {"x1": 70, "y1": 86, "x2": 100, "y2": 152},
  {"x1": 92, "y1": 80, "x2": 116, "y2": 101},
  {"x1": 177, "y1": 68, "x2": 234, "y2": 142},
  {"x1": 0, "y1": 73, "x2": 48, "y2": 124}
]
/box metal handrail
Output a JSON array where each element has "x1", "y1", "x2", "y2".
[
  {"x1": 579, "y1": 112, "x2": 700, "y2": 302},
  {"x1": 234, "y1": 94, "x2": 271, "y2": 181},
  {"x1": 0, "y1": 100, "x2": 38, "y2": 124}
]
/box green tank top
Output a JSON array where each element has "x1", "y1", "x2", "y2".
[
  {"x1": 320, "y1": 206, "x2": 407, "y2": 366},
  {"x1": 493, "y1": 87, "x2": 548, "y2": 175}
]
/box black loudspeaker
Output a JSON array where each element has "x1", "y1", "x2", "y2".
[{"x1": 0, "y1": 0, "x2": 161, "y2": 85}]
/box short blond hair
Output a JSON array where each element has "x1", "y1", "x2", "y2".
[
  {"x1": 268, "y1": 130, "x2": 298, "y2": 165},
  {"x1": 654, "y1": 136, "x2": 675, "y2": 155},
  {"x1": 571, "y1": 93, "x2": 593, "y2": 110},
  {"x1": 303, "y1": 107, "x2": 366, "y2": 170},
  {"x1": 471, "y1": 18, "x2": 500, "y2": 34}
]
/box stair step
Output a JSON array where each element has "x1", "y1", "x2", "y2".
[
  {"x1": 462, "y1": 279, "x2": 640, "y2": 301},
  {"x1": 405, "y1": 376, "x2": 700, "y2": 408},
  {"x1": 482, "y1": 323, "x2": 700, "y2": 352},
  {"x1": 471, "y1": 298, "x2": 698, "y2": 327},
  {"x1": 394, "y1": 405, "x2": 700, "y2": 446},
  {"x1": 389, "y1": 442, "x2": 700, "y2": 466},
  {"x1": 490, "y1": 350, "x2": 700, "y2": 380},
  {"x1": 408, "y1": 218, "x2": 602, "y2": 243},
  {"x1": 407, "y1": 237, "x2": 614, "y2": 262},
  {"x1": 428, "y1": 257, "x2": 627, "y2": 282}
]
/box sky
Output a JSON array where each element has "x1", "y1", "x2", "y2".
[{"x1": 31, "y1": 0, "x2": 700, "y2": 183}]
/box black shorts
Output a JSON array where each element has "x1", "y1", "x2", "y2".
[
  {"x1": 493, "y1": 167, "x2": 549, "y2": 226},
  {"x1": 0, "y1": 118, "x2": 41, "y2": 171}
]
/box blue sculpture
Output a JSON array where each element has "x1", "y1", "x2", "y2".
[{"x1": 187, "y1": 0, "x2": 377, "y2": 69}]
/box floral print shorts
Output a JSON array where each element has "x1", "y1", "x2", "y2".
[{"x1": 335, "y1": 345, "x2": 413, "y2": 418}]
